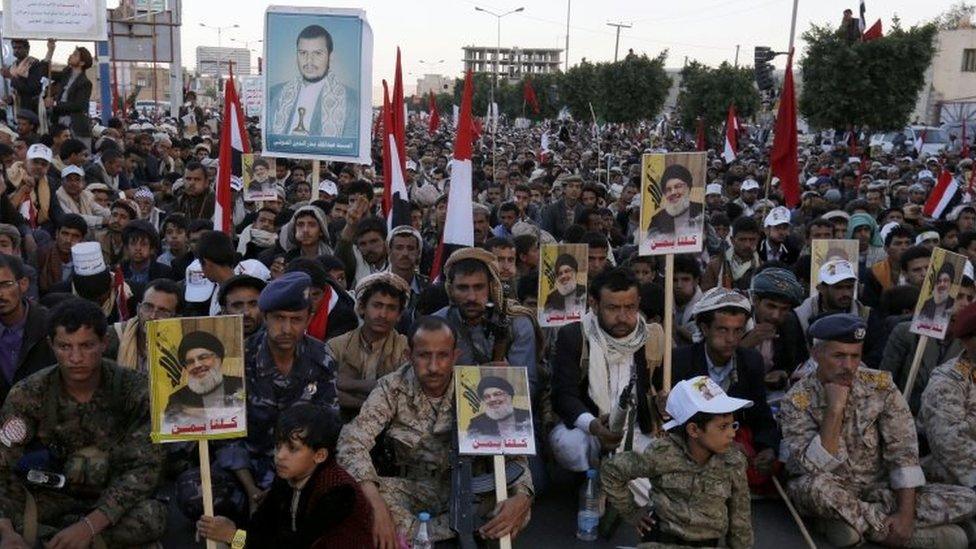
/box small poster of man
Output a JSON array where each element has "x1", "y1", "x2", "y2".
[
  {"x1": 910, "y1": 248, "x2": 968, "y2": 339},
  {"x1": 537, "y1": 243, "x2": 588, "y2": 327},
  {"x1": 455, "y1": 366, "x2": 535, "y2": 456},
  {"x1": 639, "y1": 152, "x2": 706, "y2": 256},
  {"x1": 243, "y1": 153, "x2": 277, "y2": 202},
  {"x1": 147, "y1": 315, "x2": 247, "y2": 443},
  {"x1": 263, "y1": 6, "x2": 373, "y2": 163},
  {"x1": 809, "y1": 239, "x2": 860, "y2": 293}
]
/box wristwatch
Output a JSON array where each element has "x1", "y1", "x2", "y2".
[{"x1": 231, "y1": 529, "x2": 247, "y2": 549}]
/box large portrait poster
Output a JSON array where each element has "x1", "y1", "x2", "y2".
[
  {"x1": 639, "y1": 152, "x2": 706, "y2": 256},
  {"x1": 809, "y1": 239, "x2": 860, "y2": 293},
  {"x1": 262, "y1": 6, "x2": 373, "y2": 163},
  {"x1": 3, "y1": 0, "x2": 108, "y2": 41},
  {"x1": 538, "y1": 243, "x2": 588, "y2": 327},
  {"x1": 242, "y1": 153, "x2": 277, "y2": 202},
  {"x1": 148, "y1": 316, "x2": 247, "y2": 443},
  {"x1": 455, "y1": 366, "x2": 535, "y2": 456},
  {"x1": 910, "y1": 248, "x2": 968, "y2": 340}
]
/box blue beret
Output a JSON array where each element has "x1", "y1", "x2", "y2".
[
  {"x1": 809, "y1": 313, "x2": 866, "y2": 343},
  {"x1": 258, "y1": 271, "x2": 312, "y2": 312}
]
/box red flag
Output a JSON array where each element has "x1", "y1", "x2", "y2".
[
  {"x1": 391, "y1": 48, "x2": 406, "y2": 179},
  {"x1": 770, "y1": 52, "x2": 800, "y2": 208},
  {"x1": 523, "y1": 79, "x2": 539, "y2": 114},
  {"x1": 383, "y1": 81, "x2": 411, "y2": 230},
  {"x1": 306, "y1": 285, "x2": 332, "y2": 341},
  {"x1": 722, "y1": 104, "x2": 738, "y2": 162},
  {"x1": 695, "y1": 118, "x2": 706, "y2": 151},
  {"x1": 862, "y1": 19, "x2": 883, "y2": 41},
  {"x1": 429, "y1": 70, "x2": 475, "y2": 281},
  {"x1": 214, "y1": 63, "x2": 249, "y2": 233},
  {"x1": 427, "y1": 91, "x2": 440, "y2": 135}
]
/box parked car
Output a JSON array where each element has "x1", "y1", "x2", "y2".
[{"x1": 871, "y1": 126, "x2": 947, "y2": 157}]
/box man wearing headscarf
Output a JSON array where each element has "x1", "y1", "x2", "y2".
[{"x1": 741, "y1": 267, "x2": 808, "y2": 386}]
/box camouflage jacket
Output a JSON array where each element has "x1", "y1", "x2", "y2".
[
  {"x1": 779, "y1": 367, "x2": 924, "y2": 490},
  {"x1": 600, "y1": 434, "x2": 752, "y2": 549},
  {"x1": 917, "y1": 353, "x2": 976, "y2": 487},
  {"x1": 0, "y1": 360, "x2": 162, "y2": 524},
  {"x1": 336, "y1": 363, "x2": 533, "y2": 497}
]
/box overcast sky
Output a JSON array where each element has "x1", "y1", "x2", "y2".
[{"x1": 32, "y1": 0, "x2": 962, "y2": 103}]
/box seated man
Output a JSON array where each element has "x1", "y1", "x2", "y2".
[
  {"x1": 328, "y1": 272, "x2": 409, "y2": 422},
  {"x1": 741, "y1": 267, "x2": 808, "y2": 387},
  {"x1": 780, "y1": 314, "x2": 975, "y2": 548},
  {"x1": 917, "y1": 302, "x2": 976, "y2": 490},
  {"x1": 672, "y1": 287, "x2": 780, "y2": 492},
  {"x1": 337, "y1": 316, "x2": 533, "y2": 545},
  {"x1": 0, "y1": 298, "x2": 165, "y2": 547}
]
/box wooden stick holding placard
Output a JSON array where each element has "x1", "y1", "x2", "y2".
[
  {"x1": 902, "y1": 335, "x2": 929, "y2": 400},
  {"x1": 663, "y1": 254, "x2": 674, "y2": 391},
  {"x1": 198, "y1": 440, "x2": 218, "y2": 549},
  {"x1": 772, "y1": 476, "x2": 817, "y2": 549},
  {"x1": 311, "y1": 159, "x2": 321, "y2": 187},
  {"x1": 493, "y1": 454, "x2": 512, "y2": 549}
]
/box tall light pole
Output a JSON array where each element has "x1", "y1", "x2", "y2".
[
  {"x1": 474, "y1": 5, "x2": 523, "y2": 184},
  {"x1": 606, "y1": 22, "x2": 631, "y2": 62},
  {"x1": 418, "y1": 59, "x2": 447, "y2": 96},
  {"x1": 199, "y1": 22, "x2": 239, "y2": 73},
  {"x1": 565, "y1": 0, "x2": 570, "y2": 71}
]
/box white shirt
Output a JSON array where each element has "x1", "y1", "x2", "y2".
[{"x1": 287, "y1": 78, "x2": 328, "y2": 134}]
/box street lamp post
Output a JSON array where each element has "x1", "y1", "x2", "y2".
[
  {"x1": 231, "y1": 38, "x2": 263, "y2": 74},
  {"x1": 199, "y1": 22, "x2": 239, "y2": 73},
  {"x1": 474, "y1": 6, "x2": 523, "y2": 179}
]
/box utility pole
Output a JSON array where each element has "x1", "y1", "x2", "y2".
[
  {"x1": 734, "y1": 44, "x2": 740, "y2": 67},
  {"x1": 606, "y1": 22, "x2": 632, "y2": 62},
  {"x1": 565, "y1": 0, "x2": 570, "y2": 71}
]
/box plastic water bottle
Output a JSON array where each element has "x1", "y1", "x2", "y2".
[
  {"x1": 576, "y1": 469, "x2": 601, "y2": 541},
  {"x1": 412, "y1": 511, "x2": 433, "y2": 549}
]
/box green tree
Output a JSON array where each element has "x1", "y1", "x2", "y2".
[
  {"x1": 932, "y1": 1, "x2": 975, "y2": 30},
  {"x1": 798, "y1": 21, "x2": 937, "y2": 131},
  {"x1": 562, "y1": 60, "x2": 600, "y2": 120},
  {"x1": 675, "y1": 61, "x2": 760, "y2": 143},
  {"x1": 596, "y1": 52, "x2": 672, "y2": 124}
]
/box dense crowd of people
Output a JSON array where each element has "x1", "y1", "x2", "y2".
[{"x1": 1, "y1": 35, "x2": 976, "y2": 549}]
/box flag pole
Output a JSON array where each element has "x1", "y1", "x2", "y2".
[{"x1": 787, "y1": 0, "x2": 800, "y2": 54}]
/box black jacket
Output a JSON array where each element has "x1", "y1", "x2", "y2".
[
  {"x1": 757, "y1": 237, "x2": 801, "y2": 266},
  {"x1": 671, "y1": 342, "x2": 780, "y2": 452},
  {"x1": 769, "y1": 311, "x2": 808, "y2": 376},
  {"x1": 50, "y1": 67, "x2": 92, "y2": 137},
  {"x1": 468, "y1": 408, "x2": 532, "y2": 437},
  {"x1": 0, "y1": 304, "x2": 55, "y2": 404},
  {"x1": 551, "y1": 322, "x2": 655, "y2": 434}
]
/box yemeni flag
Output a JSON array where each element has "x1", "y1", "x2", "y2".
[
  {"x1": 770, "y1": 52, "x2": 800, "y2": 208},
  {"x1": 523, "y1": 78, "x2": 540, "y2": 114},
  {"x1": 427, "y1": 91, "x2": 440, "y2": 135},
  {"x1": 722, "y1": 104, "x2": 738, "y2": 163},
  {"x1": 863, "y1": 19, "x2": 883, "y2": 41},
  {"x1": 923, "y1": 169, "x2": 961, "y2": 219},
  {"x1": 429, "y1": 70, "x2": 476, "y2": 282},
  {"x1": 214, "y1": 64, "x2": 249, "y2": 233},
  {"x1": 113, "y1": 266, "x2": 129, "y2": 321},
  {"x1": 391, "y1": 48, "x2": 407, "y2": 179},
  {"x1": 382, "y1": 80, "x2": 411, "y2": 231}
]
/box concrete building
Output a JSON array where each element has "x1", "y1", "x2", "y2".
[
  {"x1": 913, "y1": 27, "x2": 976, "y2": 125},
  {"x1": 196, "y1": 46, "x2": 251, "y2": 76},
  {"x1": 462, "y1": 46, "x2": 561, "y2": 80},
  {"x1": 416, "y1": 74, "x2": 455, "y2": 96}
]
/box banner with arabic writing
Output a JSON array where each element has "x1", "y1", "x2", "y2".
[
  {"x1": 454, "y1": 366, "x2": 536, "y2": 456},
  {"x1": 639, "y1": 152, "x2": 706, "y2": 256},
  {"x1": 147, "y1": 315, "x2": 247, "y2": 443}
]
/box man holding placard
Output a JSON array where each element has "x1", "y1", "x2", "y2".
[
  {"x1": 337, "y1": 316, "x2": 533, "y2": 545},
  {"x1": 0, "y1": 299, "x2": 165, "y2": 547}
]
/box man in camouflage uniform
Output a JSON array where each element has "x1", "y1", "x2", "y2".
[
  {"x1": 215, "y1": 271, "x2": 339, "y2": 514},
  {"x1": 917, "y1": 302, "x2": 976, "y2": 489},
  {"x1": 780, "y1": 314, "x2": 975, "y2": 548},
  {"x1": 337, "y1": 316, "x2": 534, "y2": 546},
  {"x1": 0, "y1": 298, "x2": 165, "y2": 547}
]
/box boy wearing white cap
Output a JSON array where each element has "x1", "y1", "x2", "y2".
[
  {"x1": 759, "y1": 206, "x2": 799, "y2": 265},
  {"x1": 601, "y1": 375, "x2": 753, "y2": 548}
]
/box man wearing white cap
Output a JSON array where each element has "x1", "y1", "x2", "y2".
[
  {"x1": 55, "y1": 165, "x2": 110, "y2": 230},
  {"x1": 317, "y1": 179, "x2": 338, "y2": 202},
  {"x1": 704, "y1": 182, "x2": 725, "y2": 215},
  {"x1": 794, "y1": 259, "x2": 870, "y2": 334},
  {"x1": 601, "y1": 375, "x2": 753, "y2": 547},
  {"x1": 49, "y1": 241, "x2": 134, "y2": 322},
  {"x1": 759, "y1": 206, "x2": 800, "y2": 265},
  {"x1": 7, "y1": 143, "x2": 62, "y2": 234},
  {"x1": 733, "y1": 178, "x2": 760, "y2": 217},
  {"x1": 673, "y1": 287, "x2": 780, "y2": 490}
]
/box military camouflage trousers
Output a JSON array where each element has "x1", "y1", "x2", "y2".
[
  {"x1": 377, "y1": 476, "x2": 501, "y2": 544},
  {"x1": 788, "y1": 472, "x2": 976, "y2": 542},
  {"x1": 0, "y1": 482, "x2": 166, "y2": 547}
]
